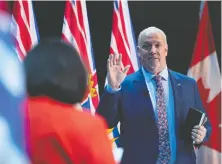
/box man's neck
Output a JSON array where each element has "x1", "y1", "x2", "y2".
[{"x1": 143, "y1": 65, "x2": 167, "y2": 75}]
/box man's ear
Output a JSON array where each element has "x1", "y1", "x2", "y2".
[
  {"x1": 137, "y1": 46, "x2": 141, "y2": 57},
  {"x1": 137, "y1": 46, "x2": 140, "y2": 51},
  {"x1": 165, "y1": 44, "x2": 168, "y2": 56}
]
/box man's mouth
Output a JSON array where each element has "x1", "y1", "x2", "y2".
[{"x1": 148, "y1": 57, "x2": 159, "y2": 60}]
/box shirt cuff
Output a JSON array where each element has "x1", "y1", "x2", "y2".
[{"x1": 105, "y1": 84, "x2": 121, "y2": 93}]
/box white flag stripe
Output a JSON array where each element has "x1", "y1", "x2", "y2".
[
  {"x1": 63, "y1": 22, "x2": 80, "y2": 53},
  {"x1": 11, "y1": 17, "x2": 26, "y2": 57},
  {"x1": 114, "y1": 5, "x2": 132, "y2": 65},
  {"x1": 121, "y1": 1, "x2": 139, "y2": 71},
  {"x1": 81, "y1": 1, "x2": 95, "y2": 73},
  {"x1": 28, "y1": 1, "x2": 38, "y2": 46},
  {"x1": 111, "y1": 32, "x2": 119, "y2": 55},
  {"x1": 11, "y1": 1, "x2": 39, "y2": 60},
  {"x1": 71, "y1": 1, "x2": 94, "y2": 72},
  {"x1": 19, "y1": 1, "x2": 32, "y2": 38},
  {"x1": 63, "y1": 20, "x2": 81, "y2": 54}
]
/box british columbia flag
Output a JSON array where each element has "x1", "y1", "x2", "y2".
[
  {"x1": 62, "y1": 0, "x2": 99, "y2": 114},
  {"x1": 107, "y1": 0, "x2": 139, "y2": 148},
  {"x1": 11, "y1": 0, "x2": 39, "y2": 61}
]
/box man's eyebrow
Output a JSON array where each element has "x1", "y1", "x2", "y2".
[
  {"x1": 142, "y1": 41, "x2": 151, "y2": 44},
  {"x1": 143, "y1": 41, "x2": 162, "y2": 44}
]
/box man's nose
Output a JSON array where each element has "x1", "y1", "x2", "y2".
[{"x1": 150, "y1": 45, "x2": 157, "y2": 54}]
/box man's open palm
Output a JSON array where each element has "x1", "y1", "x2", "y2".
[{"x1": 107, "y1": 54, "x2": 130, "y2": 89}]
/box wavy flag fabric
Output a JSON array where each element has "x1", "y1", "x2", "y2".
[
  {"x1": 107, "y1": 0, "x2": 139, "y2": 148},
  {"x1": 11, "y1": 0, "x2": 39, "y2": 61},
  {"x1": 187, "y1": 1, "x2": 221, "y2": 164},
  {"x1": 62, "y1": 0, "x2": 99, "y2": 114}
]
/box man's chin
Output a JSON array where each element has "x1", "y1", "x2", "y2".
[{"x1": 146, "y1": 65, "x2": 161, "y2": 74}]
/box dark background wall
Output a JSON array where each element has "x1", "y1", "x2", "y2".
[{"x1": 11, "y1": 1, "x2": 221, "y2": 95}]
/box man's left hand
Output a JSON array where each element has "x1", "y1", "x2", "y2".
[{"x1": 191, "y1": 125, "x2": 207, "y2": 144}]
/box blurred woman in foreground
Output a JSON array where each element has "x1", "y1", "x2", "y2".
[{"x1": 24, "y1": 40, "x2": 115, "y2": 164}]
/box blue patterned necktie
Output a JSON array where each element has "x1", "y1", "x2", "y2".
[{"x1": 154, "y1": 75, "x2": 171, "y2": 164}]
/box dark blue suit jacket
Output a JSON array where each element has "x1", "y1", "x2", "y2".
[{"x1": 97, "y1": 69, "x2": 212, "y2": 164}]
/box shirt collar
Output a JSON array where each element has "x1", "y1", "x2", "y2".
[{"x1": 142, "y1": 66, "x2": 168, "y2": 83}]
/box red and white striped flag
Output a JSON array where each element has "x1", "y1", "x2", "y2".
[
  {"x1": 187, "y1": 1, "x2": 221, "y2": 163},
  {"x1": 62, "y1": 0, "x2": 99, "y2": 114},
  {"x1": 11, "y1": 0, "x2": 39, "y2": 61},
  {"x1": 108, "y1": 0, "x2": 139, "y2": 148}
]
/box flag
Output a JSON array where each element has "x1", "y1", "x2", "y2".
[
  {"x1": 62, "y1": 0, "x2": 99, "y2": 114},
  {"x1": 0, "y1": 0, "x2": 11, "y2": 34},
  {"x1": 108, "y1": 0, "x2": 139, "y2": 148},
  {"x1": 0, "y1": 1, "x2": 29, "y2": 163},
  {"x1": 11, "y1": 0, "x2": 39, "y2": 61},
  {"x1": 10, "y1": 1, "x2": 39, "y2": 161},
  {"x1": 187, "y1": 1, "x2": 221, "y2": 163},
  {"x1": 0, "y1": 0, "x2": 8, "y2": 11}
]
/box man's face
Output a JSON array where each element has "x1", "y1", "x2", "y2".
[{"x1": 138, "y1": 32, "x2": 168, "y2": 74}]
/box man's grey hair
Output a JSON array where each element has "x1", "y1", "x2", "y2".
[{"x1": 138, "y1": 26, "x2": 167, "y2": 45}]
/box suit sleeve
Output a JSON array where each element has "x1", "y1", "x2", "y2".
[
  {"x1": 85, "y1": 117, "x2": 116, "y2": 164},
  {"x1": 193, "y1": 80, "x2": 212, "y2": 146},
  {"x1": 96, "y1": 85, "x2": 122, "y2": 128}
]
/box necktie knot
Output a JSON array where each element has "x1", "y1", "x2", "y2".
[{"x1": 153, "y1": 75, "x2": 162, "y2": 85}]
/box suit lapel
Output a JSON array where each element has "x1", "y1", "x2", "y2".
[
  {"x1": 131, "y1": 69, "x2": 184, "y2": 130},
  {"x1": 132, "y1": 69, "x2": 156, "y2": 123},
  {"x1": 168, "y1": 69, "x2": 183, "y2": 135}
]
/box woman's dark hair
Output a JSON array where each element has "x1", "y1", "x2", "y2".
[{"x1": 24, "y1": 39, "x2": 88, "y2": 104}]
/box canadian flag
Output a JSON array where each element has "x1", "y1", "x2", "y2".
[{"x1": 187, "y1": 1, "x2": 221, "y2": 164}]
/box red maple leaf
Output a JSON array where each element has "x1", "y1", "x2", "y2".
[{"x1": 197, "y1": 78, "x2": 221, "y2": 152}]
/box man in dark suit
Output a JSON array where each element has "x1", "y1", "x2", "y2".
[{"x1": 97, "y1": 27, "x2": 212, "y2": 164}]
